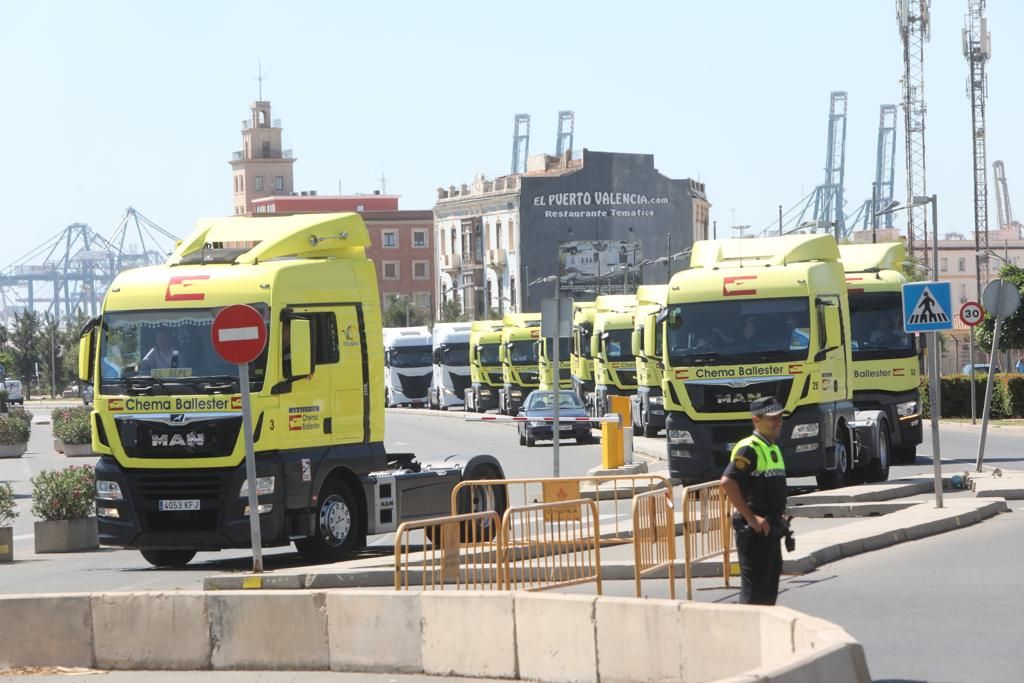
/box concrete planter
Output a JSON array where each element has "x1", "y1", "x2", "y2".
[
  {"x1": 62, "y1": 443, "x2": 93, "y2": 457},
  {"x1": 0, "y1": 443, "x2": 27, "y2": 458},
  {"x1": 34, "y1": 517, "x2": 99, "y2": 554},
  {"x1": 54, "y1": 439, "x2": 64, "y2": 454},
  {"x1": 0, "y1": 526, "x2": 12, "y2": 562}
]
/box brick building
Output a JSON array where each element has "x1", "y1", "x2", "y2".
[{"x1": 251, "y1": 194, "x2": 434, "y2": 320}]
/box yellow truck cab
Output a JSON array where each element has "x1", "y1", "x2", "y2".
[
  {"x1": 839, "y1": 243, "x2": 922, "y2": 467},
  {"x1": 590, "y1": 294, "x2": 638, "y2": 417},
  {"x1": 538, "y1": 334, "x2": 572, "y2": 391},
  {"x1": 497, "y1": 312, "x2": 541, "y2": 415},
  {"x1": 630, "y1": 284, "x2": 669, "y2": 437},
  {"x1": 464, "y1": 320, "x2": 504, "y2": 413},
  {"x1": 570, "y1": 302, "x2": 597, "y2": 404},
  {"x1": 79, "y1": 214, "x2": 505, "y2": 567},
  {"x1": 662, "y1": 234, "x2": 884, "y2": 488}
]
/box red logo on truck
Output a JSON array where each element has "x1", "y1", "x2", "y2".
[
  {"x1": 165, "y1": 274, "x2": 210, "y2": 302},
  {"x1": 723, "y1": 276, "x2": 757, "y2": 297}
]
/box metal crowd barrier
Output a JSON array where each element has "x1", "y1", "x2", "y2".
[
  {"x1": 632, "y1": 487, "x2": 677, "y2": 599},
  {"x1": 393, "y1": 511, "x2": 503, "y2": 591},
  {"x1": 680, "y1": 481, "x2": 733, "y2": 600},
  {"x1": 501, "y1": 499, "x2": 602, "y2": 594},
  {"x1": 452, "y1": 474, "x2": 672, "y2": 546}
]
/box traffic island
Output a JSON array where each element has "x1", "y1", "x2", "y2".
[{"x1": 0, "y1": 589, "x2": 871, "y2": 682}]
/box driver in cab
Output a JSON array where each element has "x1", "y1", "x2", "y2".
[{"x1": 139, "y1": 328, "x2": 186, "y2": 374}]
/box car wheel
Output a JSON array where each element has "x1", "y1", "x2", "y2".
[
  {"x1": 576, "y1": 431, "x2": 594, "y2": 445},
  {"x1": 519, "y1": 431, "x2": 526, "y2": 446},
  {"x1": 295, "y1": 478, "x2": 361, "y2": 563},
  {"x1": 140, "y1": 549, "x2": 196, "y2": 568},
  {"x1": 526, "y1": 435, "x2": 536, "y2": 448}
]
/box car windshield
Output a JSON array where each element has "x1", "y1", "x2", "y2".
[
  {"x1": 543, "y1": 337, "x2": 571, "y2": 359},
  {"x1": 666, "y1": 297, "x2": 812, "y2": 365},
  {"x1": 527, "y1": 392, "x2": 584, "y2": 410},
  {"x1": 477, "y1": 343, "x2": 500, "y2": 365},
  {"x1": 99, "y1": 305, "x2": 270, "y2": 393},
  {"x1": 603, "y1": 329, "x2": 633, "y2": 360},
  {"x1": 390, "y1": 345, "x2": 431, "y2": 368},
  {"x1": 441, "y1": 342, "x2": 469, "y2": 366},
  {"x1": 848, "y1": 292, "x2": 916, "y2": 359},
  {"x1": 509, "y1": 340, "x2": 538, "y2": 364}
]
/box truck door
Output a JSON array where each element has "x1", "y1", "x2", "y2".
[{"x1": 816, "y1": 296, "x2": 848, "y2": 402}]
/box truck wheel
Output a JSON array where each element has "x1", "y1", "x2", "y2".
[
  {"x1": 865, "y1": 423, "x2": 891, "y2": 483},
  {"x1": 140, "y1": 549, "x2": 196, "y2": 568},
  {"x1": 816, "y1": 438, "x2": 851, "y2": 490},
  {"x1": 892, "y1": 446, "x2": 916, "y2": 464},
  {"x1": 455, "y1": 464, "x2": 508, "y2": 542},
  {"x1": 295, "y1": 479, "x2": 360, "y2": 563}
]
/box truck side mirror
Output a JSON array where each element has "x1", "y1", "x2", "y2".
[
  {"x1": 78, "y1": 331, "x2": 94, "y2": 382},
  {"x1": 290, "y1": 319, "x2": 313, "y2": 377},
  {"x1": 590, "y1": 335, "x2": 600, "y2": 358},
  {"x1": 644, "y1": 313, "x2": 659, "y2": 359},
  {"x1": 631, "y1": 328, "x2": 643, "y2": 358},
  {"x1": 666, "y1": 308, "x2": 682, "y2": 330}
]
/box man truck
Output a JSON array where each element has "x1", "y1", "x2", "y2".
[
  {"x1": 538, "y1": 334, "x2": 572, "y2": 391},
  {"x1": 382, "y1": 326, "x2": 432, "y2": 408},
  {"x1": 662, "y1": 234, "x2": 886, "y2": 488},
  {"x1": 79, "y1": 213, "x2": 506, "y2": 567},
  {"x1": 570, "y1": 302, "x2": 597, "y2": 405},
  {"x1": 590, "y1": 294, "x2": 638, "y2": 417},
  {"x1": 463, "y1": 320, "x2": 504, "y2": 413},
  {"x1": 631, "y1": 284, "x2": 669, "y2": 437},
  {"x1": 428, "y1": 322, "x2": 473, "y2": 411},
  {"x1": 497, "y1": 312, "x2": 541, "y2": 415},
  {"x1": 839, "y1": 242, "x2": 922, "y2": 470}
]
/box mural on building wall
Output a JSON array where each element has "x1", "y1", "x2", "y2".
[{"x1": 558, "y1": 239, "x2": 644, "y2": 295}]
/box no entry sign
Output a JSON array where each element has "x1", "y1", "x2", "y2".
[{"x1": 212, "y1": 305, "x2": 267, "y2": 364}]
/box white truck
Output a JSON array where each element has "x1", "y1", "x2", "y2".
[
  {"x1": 429, "y1": 322, "x2": 474, "y2": 411},
  {"x1": 382, "y1": 327, "x2": 433, "y2": 408}
]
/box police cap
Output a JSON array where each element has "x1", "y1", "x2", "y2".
[{"x1": 750, "y1": 396, "x2": 784, "y2": 417}]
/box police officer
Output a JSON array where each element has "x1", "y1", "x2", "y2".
[{"x1": 720, "y1": 396, "x2": 789, "y2": 605}]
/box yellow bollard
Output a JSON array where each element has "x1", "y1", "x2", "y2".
[{"x1": 601, "y1": 395, "x2": 632, "y2": 469}]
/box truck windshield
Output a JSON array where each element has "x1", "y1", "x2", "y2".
[
  {"x1": 544, "y1": 337, "x2": 571, "y2": 359},
  {"x1": 98, "y1": 305, "x2": 270, "y2": 393},
  {"x1": 441, "y1": 343, "x2": 470, "y2": 366},
  {"x1": 509, "y1": 340, "x2": 538, "y2": 364},
  {"x1": 477, "y1": 343, "x2": 500, "y2": 366},
  {"x1": 603, "y1": 329, "x2": 633, "y2": 360},
  {"x1": 390, "y1": 345, "x2": 431, "y2": 368},
  {"x1": 848, "y1": 292, "x2": 916, "y2": 359},
  {"x1": 666, "y1": 298, "x2": 811, "y2": 366}
]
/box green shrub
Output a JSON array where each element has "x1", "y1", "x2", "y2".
[
  {"x1": 0, "y1": 389, "x2": 7, "y2": 413},
  {"x1": 0, "y1": 481, "x2": 17, "y2": 527},
  {"x1": 7, "y1": 407, "x2": 33, "y2": 431},
  {"x1": 30, "y1": 465, "x2": 95, "y2": 521},
  {"x1": 52, "y1": 407, "x2": 91, "y2": 445},
  {"x1": 1003, "y1": 375, "x2": 1024, "y2": 418},
  {"x1": 0, "y1": 415, "x2": 30, "y2": 445},
  {"x1": 922, "y1": 374, "x2": 1014, "y2": 419}
]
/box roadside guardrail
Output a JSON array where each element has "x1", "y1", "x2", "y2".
[{"x1": 394, "y1": 511, "x2": 503, "y2": 591}]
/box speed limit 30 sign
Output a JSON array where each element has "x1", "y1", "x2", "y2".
[{"x1": 959, "y1": 301, "x2": 983, "y2": 327}]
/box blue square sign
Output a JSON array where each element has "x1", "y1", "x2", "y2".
[{"x1": 902, "y1": 281, "x2": 954, "y2": 333}]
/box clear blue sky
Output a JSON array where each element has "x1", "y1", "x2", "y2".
[{"x1": 1, "y1": 1, "x2": 1021, "y2": 262}]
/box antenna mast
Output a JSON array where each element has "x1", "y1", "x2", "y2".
[
  {"x1": 964, "y1": 0, "x2": 991, "y2": 295},
  {"x1": 897, "y1": 0, "x2": 931, "y2": 271}
]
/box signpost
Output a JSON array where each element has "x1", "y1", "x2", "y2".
[
  {"x1": 902, "y1": 281, "x2": 953, "y2": 508},
  {"x1": 976, "y1": 280, "x2": 1021, "y2": 472},
  {"x1": 212, "y1": 304, "x2": 268, "y2": 572},
  {"x1": 959, "y1": 301, "x2": 984, "y2": 424}
]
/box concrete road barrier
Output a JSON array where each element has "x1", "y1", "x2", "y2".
[{"x1": 0, "y1": 589, "x2": 870, "y2": 682}]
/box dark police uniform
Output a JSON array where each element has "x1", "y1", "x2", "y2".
[{"x1": 723, "y1": 399, "x2": 788, "y2": 605}]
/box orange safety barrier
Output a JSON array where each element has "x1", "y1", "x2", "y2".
[
  {"x1": 680, "y1": 481, "x2": 733, "y2": 600},
  {"x1": 393, "y1": 511, "x2": 503, "y2": 591},
  {"x1": 632, "y1": 487, "x2": 677, "y2": 599},
  {"x1": 501, "y1": 499, "x2": 602, "y2": 594}
]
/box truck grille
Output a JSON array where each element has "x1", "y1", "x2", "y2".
[
  {"x1": 518, "y1": 371, "x2": 539, "y2": 386},
  {"x1": 127, "y1": 469, "x2": 231, "y2": 533},
  {"x1": 448, "y1": 371, "x2": 471, "y2": 400},
  {"x1": 487, "y1": 372, "x2": 503, "y2": 385},
  {"x1": 116, "y1": 415, "x2": 242, "y2": 459},
  {"x1": 685, "y1": 378, "x2": 793, "y2": 414},
  {"x1": 398, "y1": 372, "x2": 432, "y2": 399}
]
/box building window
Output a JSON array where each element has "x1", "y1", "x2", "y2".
[
  {"x1": 413, "y1": 260, "x2": 429, "y2": 279},
  {"x1": 958, "y1": 257, "x2": 966, "y2": 272},
  {"x1": 356, "y1": 204, "x2": 365, "y2": 212},
  {"x1": 413, "y1": 230, "x2": 427, "y2": 247},
  {"x1": 382, "y1": 261, "x2": 399, "y2": 280},
  {"x1": 274, "y1": 176, "x2": 284, "y2": 192},
  {"x1": 414, "y1": 291, "x2": 431, "y2": 310},
  {"x1": 941, "y1": 257, "x2": 948, "y2": 272},
  {"x1": 240, "y1": 176, "x2": 244, "y2": 192},
  {"x1": 254, "y1": 176, "x2": 264, "y2": 192},
  {"x1": 262, "y1": 141, "x2": 271, "y2": 158},
  {"x1": 383, "y1": 230, "x2": 398, "y2": 248}
]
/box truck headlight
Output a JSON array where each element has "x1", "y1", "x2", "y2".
[
  {"x1": 897, "y1": 400, "x2": 918, "y2": 417},
  {"x1": 442, "y1": 387, "x2": 455, "y2": 396},
  {"x1": 239, "y1": 476, "x2": 275, "y2": 498},
  {"x1": 96, "y1": 480, "x2": 123, "y2": 501},
  {"x1": 791, "y1": 423, "x2": 819, "y2": 439},
  {"x1": 667, "y1": 429, "x2": 694, "y2": 444},
  {"x1": 649, "y1": 396, "x2": 664, "y2": 405},
  {"x1": 244, "y1": 504, "x2": 274, "y2": 515},
  {"x1": 480, "y1": 388, "x2": 492, "y2": 396},
  {"x1": 511, "y1": 389, "x2": 523, "y2": 397}
]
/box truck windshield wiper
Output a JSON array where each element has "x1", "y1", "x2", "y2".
[
  {"x1": 679, "y1": 351, "x2": 721, "y2": 365},
  {"x1": 125, "y1": 374, "x2": 171, "y2": 395}
]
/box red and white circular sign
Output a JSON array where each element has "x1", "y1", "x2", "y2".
[
  {"x1": 212, "y1": 305, "x2": 268, "y2": 364},
  {"x1": 959, "y1": 301, "x2": 984, "y2": 327}
]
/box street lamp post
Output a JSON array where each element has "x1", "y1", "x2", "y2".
[{"x1": 530, "y1": 273, "x2": 564, "y2": 477}]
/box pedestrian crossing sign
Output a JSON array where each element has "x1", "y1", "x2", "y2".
[{"x1": 902, "y1": 281, "x2": 954, "y2": 332}]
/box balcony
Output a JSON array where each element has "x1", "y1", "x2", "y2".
[
  {"x1": 441, "y1": 253, "x2": 462, "y2": 271},
  {"x1": 487, "y1": 248, "x2": 507, "y2": 269}
]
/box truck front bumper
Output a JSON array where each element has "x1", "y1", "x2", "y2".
[
  {"x1": 94, "y1": 456, "x2": 290, "y2": 551},
  {"x1": 471, "y1": 384, "x2": 500, "y2": 411},
  {"x1": 666, "y1": 405, "x2": 834, "y2": 483}
]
